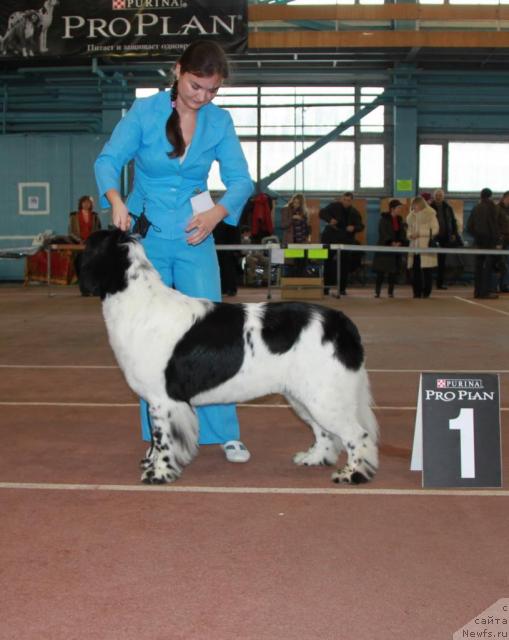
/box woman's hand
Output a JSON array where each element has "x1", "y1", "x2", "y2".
[
  {"x1": 186, "y1": 204, "x2": 226, "y2": 245},
  {"x1": 106, "y1": 189, "x2": 131, "y2": 231},
  {"x1": 112, "y1": 201, "x2": 131, "y2": 231}
]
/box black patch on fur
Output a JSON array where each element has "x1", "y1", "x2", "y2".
[
  {"x1": 351, "y1": 471, "x2": 369, "y2": 484},
  {"x1": 80, "y1": 228, "x2": 135, "y2": 300},
  {"x1": 261, "y1": 302, "x2": 312, "y2": 354},
  {"x1": 165, "y1": 303, "x2": 246, "y2": 402},
  {"x1": 246, "y1": 330, "x2": 255, "y2": 356},
  {"x1": 319, "y1": 306, "x2": 364, "y2": 371}
]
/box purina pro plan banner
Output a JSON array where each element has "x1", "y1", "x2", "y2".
[{"x1": 0, "y1": 0, "x2": 247, "y2": 61}]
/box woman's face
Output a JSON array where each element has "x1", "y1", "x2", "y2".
[
  {"x1": 391, "y1": 205, "x2": 403, "y2": 217},
  {"x1": 176, "y1": 66, "x2": 222, "y2": 111},
  {"x1": 81, "y1": 198, "x2": 92, "y2": 211}
]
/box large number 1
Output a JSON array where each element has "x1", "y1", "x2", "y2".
[{"x1": 449, "y1": 408, "x2": 476, "y2": 478}]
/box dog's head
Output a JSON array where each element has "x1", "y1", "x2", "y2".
[{"x1": 80, "y1": 228, "x2": 135, "y2": 300}]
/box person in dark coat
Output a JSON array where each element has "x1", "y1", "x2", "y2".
[
  {"x1": 429, "y1": 189, "x2": 462, "y2": 290},
  {"x1": 467, "y1": 187, "x2": 505, "y2": 299},
  {"x1": 496, "y1": 191, "x2": 509, "y2": 293},
  {"x1": 372, "y1": 199, "x2": 408, "y2": 298},
  {"x1": 319, "y1": 191, "x2": 364, "y2": 295},
  {"x1": 213, "y1": 220, "x2": 241, "y2": 296}
]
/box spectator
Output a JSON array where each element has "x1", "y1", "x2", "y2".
[
  {"x1": 250, "y1": 193, "x2": 274, "y2": 244},
  {"x1": 68, "y1": 195, "x2": 101, "y2": 296},
  {"x1": 429, "y1": 188, "x2": 462, "y2": 290},
  {"x1": 319, "y1": 191, "x2": 364, "y2": 295},
  {"x1": 467, "y1": 188, "x2": 505, "y2": 299},
  {"x1": 281, "y1": 193, "x2": 310, "y2": 276},
  {"x1": 496, "y1": 191, "x2": 509, "y2": 293},
  {"x1": 372, "y1": 199, "x2": 408, "y2": 298},
  {"x1": 407, "y1": 195, "x2": 439, "y2": 298},
  {"x1": 281, "y1": 193, "x2": 310, "y2": 245}
]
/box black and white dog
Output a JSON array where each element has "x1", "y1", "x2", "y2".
[{"x1": 80, "y1": 229, "x2": 379, "y2": 485}]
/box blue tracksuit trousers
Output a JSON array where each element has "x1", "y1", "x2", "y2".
[{"x1": 139, "y1": 232, "x2": 240, "y2": 445}]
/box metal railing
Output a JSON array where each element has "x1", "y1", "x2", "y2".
[{"x1": 215, "y1": 243, "x2": 509, "y2": 299}]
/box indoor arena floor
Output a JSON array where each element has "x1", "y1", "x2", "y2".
[{"x1": 0, "y1": 283, "x2": 507, "y2": 640}]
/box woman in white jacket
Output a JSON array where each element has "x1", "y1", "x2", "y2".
[{"x1": 407, "y1": 196, "x2": 439, "y2": 298}]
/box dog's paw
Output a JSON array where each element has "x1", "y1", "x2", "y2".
[
  {"x1": 141, "y1": 467, "x2": 180, "y2": 485},
  {"x1": 139, "y1": 456, "x2": 154, "y2": 471},
  {"x1": 293, "y1": 448, "x2": 335, "y2": 467},
  {"x1": 331, "y1": 464, "x2": 371, "y2": 485},
  {"x1": 139, "y1": 446, "x2": 155, "y2": 470}
]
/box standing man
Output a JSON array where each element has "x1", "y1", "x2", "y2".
[
  {"x1": 429, "y1": 188, "x2": 461, "y2": 290},
  {"x1": 467, "y1": 188, "x2": 505, "y2": 299},
  {"x1": 496, "y1": 191, "x2": 509, "y2": 293},
  {"x1": 319, "y1": 191, "x2": 364, "y2": 295}
]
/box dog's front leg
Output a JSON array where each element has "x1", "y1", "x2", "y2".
[{"x1": 141, "y1": 401, "x2": 199, "y2": 485}]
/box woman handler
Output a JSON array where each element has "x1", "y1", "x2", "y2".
[{"x1": 94, "y1": 40, "x2": 253, "y2": 463}]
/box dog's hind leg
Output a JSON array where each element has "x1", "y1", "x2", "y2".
[
  {"x1": 331, "y1": 368, "x2": 379, "y2": 484},
  {"x1": 331, "y1": 427, "x2": 378, "y2": 485},
  {"x1": 141, "y1": 400, "x2": 199, "y2": 485},
  {"x1": 288, "y1": 394, "x2": 343, "y2": 467},
  {"x1": 293, "y1": 393, "x2": 378, "y2": 484}
]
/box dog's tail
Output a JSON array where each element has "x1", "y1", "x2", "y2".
[{"x1": 356, "y1": 365, "x2": 379, "y2": 444}]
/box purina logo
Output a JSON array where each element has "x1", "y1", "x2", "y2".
[
  {"x1": 112, "y1": 0, "x2": 187, "y2": 10},
  {"x1": 436, "y1": 378, "x2": 484, "y2": 390}
]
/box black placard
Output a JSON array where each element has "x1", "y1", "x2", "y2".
[{"x1": 413, "y1": 373, "x2": 502, "y2": 488}]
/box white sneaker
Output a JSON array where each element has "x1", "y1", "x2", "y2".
[{"x1": 222, "y1": 440, "x2": 251, "y2": 463}]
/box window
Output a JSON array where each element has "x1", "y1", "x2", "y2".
[
  {"x1": 302, "y1": 141, "x2": 355, "y2": 191},
  {"x1": 260, "y1": 87, "x2": 355, "y2": 137},
  {"x1": 135, "y1": 84, "x2": 389, "y2": 194},
  {"x1": 448, "y1": 142, "x2": 509, "y2": 192},
  {"x1": 419, "y1": 144, "x2": 443, "y2": 189},
  {"x1": 360, "y1": 87, "x2": 385, "y2": 133},
  {"x1": 136, "y1": 88, "x2": 160, "y2": 98},
  {"x1": 208, "y1": 141, "x2": 257, "y2": 191},
  {"x1": 214, "y1": 87, "x2": 258, "y2": 137},
  {"x1": 360, "y1": 145, "x2": 384, "y2": 188}
]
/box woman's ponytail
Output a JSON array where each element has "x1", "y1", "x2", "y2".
[{"x1": 165, "y1": 80, "x2": 185, "y2": 158}]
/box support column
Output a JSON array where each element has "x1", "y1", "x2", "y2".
[{"x1": 392, "y1": 64, "x2": 418, "y2": 199}]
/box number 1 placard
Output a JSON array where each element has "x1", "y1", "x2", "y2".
[{"x1": 411, "y1": 373, "x2": 502, "y2": 488}]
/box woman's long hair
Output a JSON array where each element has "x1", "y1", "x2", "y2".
[
  {"x1": 78, "y1": 195, "x2": 93, "y2": 211},
  {"x1": 166, "y1": 40, "x2": 229, "y2": 158},
  {"x1": 287, "y1": 193, "x2": 308, "y2": 220}
]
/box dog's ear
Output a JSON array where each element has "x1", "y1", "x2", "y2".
[{"x1": 80, "y1": 228, "x2": 132, "y2": 299}]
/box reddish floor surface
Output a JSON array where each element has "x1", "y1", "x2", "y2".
[{"x1": 0, "y1": 284, "x2": 508, "y2": 639}]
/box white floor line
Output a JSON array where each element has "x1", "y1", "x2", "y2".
[
  {"x1": 0, "y1": 364, "x2": 117, "y2": 369},
  {"x1": 455, "y1": 295, "x2": 509, "y2": 317},
  {"x1": 0, "y1": 401, "x2": 507, "y2": 411},
  {"x1": 368, "y1": 369, "x2": 509, "y2": 374},
  {"x1": 0, "y1": 481, "x2": 507, "y2": 497},
  {"x1": 1, "y1": 364, "x2": 509, "y2": 374},
  {"x1": 0, "y1": 401, "x2": 138, "y2": 407}
]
